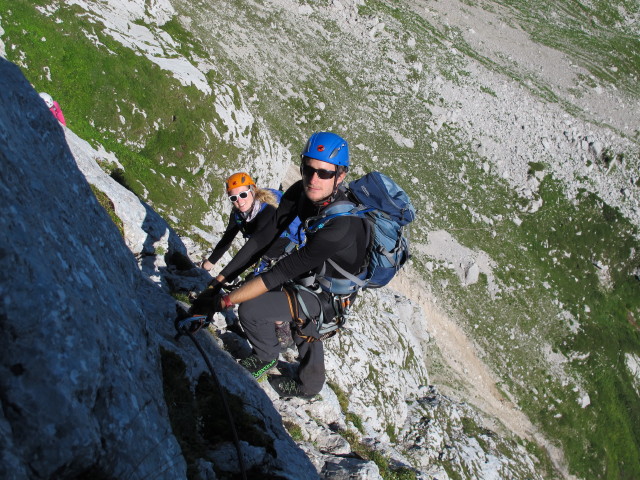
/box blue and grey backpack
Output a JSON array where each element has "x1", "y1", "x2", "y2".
[{"x1": 305, "y1": 172, "x2": 415, "y2": 295}]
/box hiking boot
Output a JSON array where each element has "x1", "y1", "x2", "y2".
[
  {"x1": 275, "y1": 322, "x2": 294, "y2": 349},
  {"x1": 268, "y1": 375, "x2": 315, "y2": 399},
  {"x1": 238, "y1": 354, "x2": 277, "y2": 379}
]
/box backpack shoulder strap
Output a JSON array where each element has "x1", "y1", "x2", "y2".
[
  {"x1": 303, "y1": 198, "x2": 374, "y2": 295},
  {"x1": 324, "y1": 258, "x2": 367, "y2": 289},
  {"x1": 304, "y1": 200, "x2": 373, "y2": 234},
  {"x1": 233, "y1": 210, "x2": 244, "y2": 227}
]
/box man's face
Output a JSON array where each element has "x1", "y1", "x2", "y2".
[{"x1": 301, "y1": 158, "x2": 346, "y2": 203}]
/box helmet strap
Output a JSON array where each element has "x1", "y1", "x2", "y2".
[{"x1": 311, "y1": 176, "x2": 341, "y2": 207}]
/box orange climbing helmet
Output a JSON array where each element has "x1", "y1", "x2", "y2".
[{"x1": 225, "y1": 172, "x2": 255, "y2": 192}]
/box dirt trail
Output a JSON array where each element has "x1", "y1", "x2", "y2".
[{"x1": 390, "y1": 267, "x2": 575, "y2": 479}]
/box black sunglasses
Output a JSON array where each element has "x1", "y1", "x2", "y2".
[
  {"x1": 300, "y1": 164, "x2": 337, "y2": 180},
  {"x1": 228, "y1": 190, "x2": 251, "y2": 202}
]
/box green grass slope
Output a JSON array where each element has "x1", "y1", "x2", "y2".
[{"x1": 1, "y1": 0, "x2": 243, "y2": 229}]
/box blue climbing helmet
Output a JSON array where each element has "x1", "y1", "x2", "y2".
[{"x1": 301, "y1": 132, "x2": 349, "y2": 168}]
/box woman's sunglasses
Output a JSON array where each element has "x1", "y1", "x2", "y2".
[
  {"x1": 300, "y1": 164, "x2": 337, "y2": 180},
  {"x1": 228, "y1": 190, "x2": 251, "y2": 202}
]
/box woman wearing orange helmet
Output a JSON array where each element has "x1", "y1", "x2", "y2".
[
  {"x1": 203, "y1": 172, "x2": 275, "y2": 274},
  {"x1": 202, "y1": 172, "x2": 303, "y2": 286}
]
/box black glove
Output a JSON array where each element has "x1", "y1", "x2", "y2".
[
  {"x1": 190, "y1": 290, "x2": 225, "y2": 316},
  {"x1": 207, "y1": 279, "x2": 225, "y2": 295}
]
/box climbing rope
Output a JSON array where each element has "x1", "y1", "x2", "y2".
[{"x1": 177, "y1": 322, "x2": 247, "y2": 480}]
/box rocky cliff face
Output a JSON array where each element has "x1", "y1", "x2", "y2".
[
  {"x1": 0, "y1": 58, "x2": 184, "y2": 479},
  {"x1": 0, "y1": 59, "x2": 316, "y2": 480}
]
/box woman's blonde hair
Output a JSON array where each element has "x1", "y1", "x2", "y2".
[{"x1": 254, "y1": 187, "x2": 278, "y2": 208}]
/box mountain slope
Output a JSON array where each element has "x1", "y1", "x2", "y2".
[{"x1": 1, "y1": 0, "x2": 639, "y2": 478}]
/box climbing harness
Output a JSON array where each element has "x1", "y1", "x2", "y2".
[{"x1": 282, "y1": 283, "x2": 353, "y2": 342}]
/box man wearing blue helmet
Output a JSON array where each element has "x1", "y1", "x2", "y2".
[{"x1": 192, "y1": 132, "x2": 369, "y2": 398}]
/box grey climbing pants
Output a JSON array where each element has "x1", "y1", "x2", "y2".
[{"x1": 238, "y1": 289, "x2": 334, "y2": 395}]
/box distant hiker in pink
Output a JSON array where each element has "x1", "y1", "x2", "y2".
[{"x1": 39, "y1": 92, "x2": 66, "y2": 126}]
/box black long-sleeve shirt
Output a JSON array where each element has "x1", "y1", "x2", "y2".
[
  {"x1": 209, "y1": 204, "x2": 290, "y2": 281},
  {"x1": 222, "y1": 180, "x2": 369, "y2": 291}
]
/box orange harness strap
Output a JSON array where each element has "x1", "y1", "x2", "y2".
[
  {"x1": 283, "y1": 286, "x2": 316, "y2": 343},
  {"x1": 283, "y1": 286, "x2": 341, "y2": 343}
]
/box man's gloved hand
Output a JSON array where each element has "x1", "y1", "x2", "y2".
[
  {"x1": 190, "y1": 290, "x2": 225, "y2": 316},
  {"x1": 207, "y1": 278, "x2": 225, "y2": 295}
]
